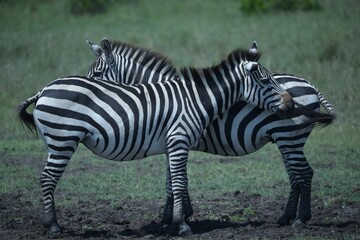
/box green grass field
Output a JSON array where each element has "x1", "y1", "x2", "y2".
[{"x1": 0, "y1": 0, "x2": 359, "y2": 239}]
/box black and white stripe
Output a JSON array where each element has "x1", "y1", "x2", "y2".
[
  {"x1": 18, "y1": 47, "x2": 292, "y2": 237},
  {"x1": 86, "y1": 39, "x2": 176, "y2": 84},
  {"x1": 86, "y1": 39, "x2": 336, "y2": 226}
]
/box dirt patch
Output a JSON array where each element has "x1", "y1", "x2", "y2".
[{"x1": 1, "y1": 191, "x2": 359, "y2": 239}]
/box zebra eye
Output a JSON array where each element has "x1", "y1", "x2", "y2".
[{"x1": 92, "y1": 71, "x2": 102, "y2": 78}]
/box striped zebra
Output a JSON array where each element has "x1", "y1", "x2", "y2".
[
  {"x1": 86, "y1": 39, "x2": 336, "y2": 227},
  {"x1": 18, "y1": 48, "x2": 294, "y2": 237}
]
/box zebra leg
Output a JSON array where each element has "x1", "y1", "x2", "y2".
[
  {"x1": 277, "y1": 185, "x2": 300, "y2": 226},
  {"x1": 166, "y1": 136, "x2": 192, "y2": 236},
  {"x1": 162, "y1": 160, "x2": 174, "y2": 224},
  {"x1": 40, "y1": 153, "x2": 72, "y2": 238},
  {"x1": 294, "y1": 171, "x2": 313, "y2": 225},
  {"x1": 278, "y1": 147, "x2": 313, "y2": 226},
  {"x1": 183, "y1": 189, "x2": 194, "y2": 220},
  {"x1": 162, "y1": 157, "x2": 193, "y2": 224}
]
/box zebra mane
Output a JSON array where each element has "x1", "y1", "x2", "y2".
[
  {"x1": 225, "y1": 48, "x2": 262, "y2": 62},
  {"x1": 110, "y1": 40, "x2": 177, "y2": 76},
  {"x1": 180, "y1": 48, "x2": 262, "y2": 77}
]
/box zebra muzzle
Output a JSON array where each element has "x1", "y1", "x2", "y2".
[
  {"x1": 282, "y1": 93, "x2": 295, "y2": 110},
  {"x1": 276, "y1": 93, "x2": 295, "y2": 118}
]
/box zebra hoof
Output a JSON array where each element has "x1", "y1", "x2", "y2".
[
  {"x1": 179, "y1": 221, "x2": 192, "y2": 236},
  {"x1": 292, "y1": 219, "x2": 306, "y2": 228},
  {"x1": 47, "y1": 224, "x2": 62, "y2": 239},
  {"x1": 276, "y1": 215, "x2": 292, "y2": 226}
]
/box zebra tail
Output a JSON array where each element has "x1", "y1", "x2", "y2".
[
  {"x1": 17, "y1": 91, "x2": 41, "y2": 133},
  {"x1": 293, "y1": 101, "x2": 336, "y2": 129},
  {"x1": 317, "y1": 89, "x2": 336, "y2": 118}
]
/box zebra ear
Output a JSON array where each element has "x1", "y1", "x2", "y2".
[
  {"x1": 86, "y1": 40, "x2": 102, "y2": 57},
  {"x1": 100, "y1": 38, "x2": 114, "y2": 61},
  {"x1": 245, "y1": 62, "x2": 258, "y2": 72},
  {"x1": 249, "y1": 41, "x2": 258, "y2": 54}
]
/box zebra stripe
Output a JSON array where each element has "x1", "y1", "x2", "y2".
[
  {"x1": 19, "y1": 47, "x2": 292, "y2": 237},
  {"x1": 87, "y1": 39, "x2": 176, "y2": 84},
  {"x1": 86, "y1": 39, "x2": 335, "y2": 226}
]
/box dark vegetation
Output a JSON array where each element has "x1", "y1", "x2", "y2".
[{"x1": 241, "y1": 0, "x2": 322, "y2": 14}]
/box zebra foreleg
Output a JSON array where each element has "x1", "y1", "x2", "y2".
[
  {"x1": 183, "y1": 190, "x2": 194, "y2": 219},
  {"x1": 40, "y1": 155, "x2": 71, "y2": 238},
  {"x1": 162, "y1": 196, "x2": 174, "y2": 224},
  {"x1": 162, "y1": 161, "x2": 174, "y2": 224},
  {"x1": 162, "y1": 161, "x2": 193, "y2": 224},
  {"x1": 167, "y1": 136, "x2": 193, "y2": 236},
  {"x1": 162, "y1": 193, "x2": 193, "y2": 224}
]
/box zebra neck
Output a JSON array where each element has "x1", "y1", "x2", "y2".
[
  {"x1": 180, "y1": 67, "x2": 242, "y2": 128},
  {"x1": 118, "y1": 57, "x2": 175, "y2": 84},
  {"x1": 112, "y1": 43, "x2": 176, "y2": 84}
]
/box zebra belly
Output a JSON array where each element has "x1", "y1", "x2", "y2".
[
  {"x1": 81, "y1": 127, "x2": 168, "y2": 161},
  {"x1": 196, "y1": 132, "x2": 271, "y2": 156}
]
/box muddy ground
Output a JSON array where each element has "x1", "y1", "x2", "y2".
[{"x1": 1, "y1": 190, "x2": 359, "y2": 239}]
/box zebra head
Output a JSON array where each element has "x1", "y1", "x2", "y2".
[
  {"x1": 86, "y1": 38, "x2": 177, "y2": 84},
  {"x1": 86, "y1": 38, "x2": 117, "y2": 81},
  {"x1": 237, "y1": 44, "x2": 294, "y2": 115}
]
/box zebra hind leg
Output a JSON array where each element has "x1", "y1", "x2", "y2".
[
  {"x1": 278, "y1": 148, "x2": 314, "y2": 226},
  {"x1": 277, "y1": 185, "x2": 300, "y2": 226},
  {"x1": 294, "y1": 177, "x2": 313, "y2": 226},
  {"x1": 40, "y1": 153, "x2": 72, "y2": 238},
  {"x1": 278, "y1": 179, "x2": 313, "y2": 227}
]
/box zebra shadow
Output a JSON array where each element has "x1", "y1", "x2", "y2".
[{"x1": 121, "y1": 219, "x2": 266, "y2": 237}]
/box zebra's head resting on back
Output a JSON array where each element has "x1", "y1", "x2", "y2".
[
  {"x1": 86, "y1": 38, "x2": 177, "y2": 84},
  {"x1": 239, "y1": 43, "x2": 294, "y2": 115}
]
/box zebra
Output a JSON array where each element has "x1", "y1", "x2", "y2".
[
  {"x1": 18, "y1": 48, "x2": 295, "y2": 237},
  {"x1": 86, "y1": 39, "x2": 336, "y2": 226}
]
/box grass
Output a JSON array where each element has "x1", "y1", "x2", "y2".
[{"x1": 0, "y1": 1, "x2": 359, "y2": 238}]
